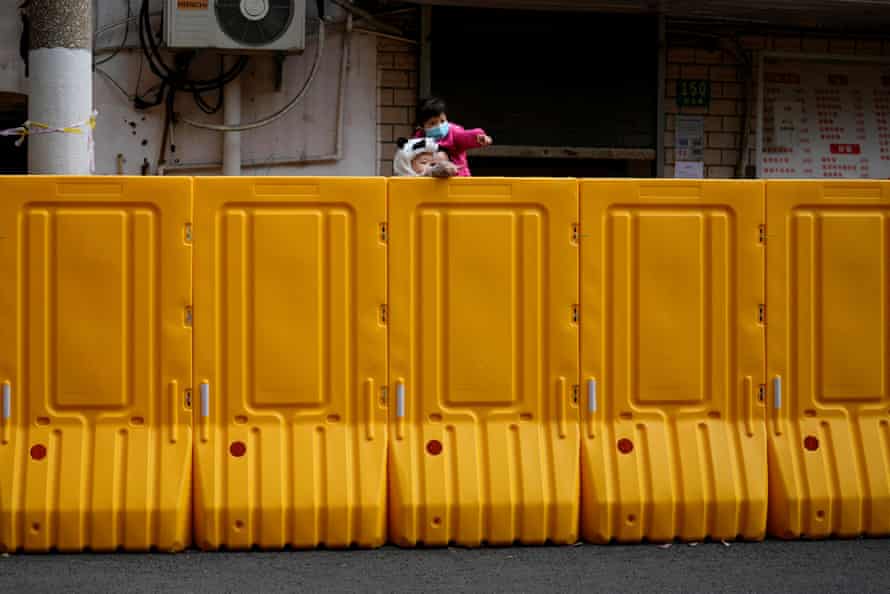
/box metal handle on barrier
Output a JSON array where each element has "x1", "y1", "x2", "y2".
[
  {"x1": 200, "y1": 381, "x2": 210, "y2": 443},
  {"x1": 1, "y1": 381, "x2": 10, "y2": 445},
  {"x1": 395, "y1": 380, "x2": 405, "y2": 441},
  {"x1": 772, "y1": 375, "x2": 782, "y2": 436},
  {"x1": 586, "y1": 377, "x2": 597, "y2": 439}
]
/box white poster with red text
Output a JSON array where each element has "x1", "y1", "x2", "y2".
[{"x1": 759, "y1": 56, "x2": 890, "y2": 178}]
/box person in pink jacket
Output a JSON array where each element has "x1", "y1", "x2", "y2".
[{"x1": 412, "y1": 97, "x2": 492, "y2": 176}]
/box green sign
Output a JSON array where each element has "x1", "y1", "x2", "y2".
[{"x1": 676, "y1": 79, "x2": 711, "y2": 107}]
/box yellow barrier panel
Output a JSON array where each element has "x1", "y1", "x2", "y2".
[
  {"x1": 0, "y1": 176, "x2": 193, "y2": 553},
  {"x1": 766, "y1": 180, "x2": 890, "y2": 539},
  {"x1": 192, "y1": 177, "x2": 388, "y2": 550},
  {"x1": 388, "y1": 178, "x2": 580, "y2": 547},
  {"x1": 580, "y1": 180, "x2": 767, "y2": 543}
]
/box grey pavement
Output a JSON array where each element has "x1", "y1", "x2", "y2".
[{"x1": 2, "y1": 539, "x2": 889, "y2": 593}]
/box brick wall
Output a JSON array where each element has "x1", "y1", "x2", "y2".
[
  {"x1": 665, "y1": 32, "x2": 890, "y2": 178},
  {"x1": 377, "y1": 37, "x2": 418, "y2": 176},
  {"x1": 374, "y1": 16, "x2": 890, "y2": 179}
]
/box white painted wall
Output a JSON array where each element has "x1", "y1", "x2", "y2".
[{"x1": 0, "y1": 1, "x2": 378, "y2": 176}]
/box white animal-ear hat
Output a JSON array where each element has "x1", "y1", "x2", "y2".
[{"x1": 393, "y1": 137, "x2": 440, "y2": 176}]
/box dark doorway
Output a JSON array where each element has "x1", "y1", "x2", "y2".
[
  {"x1": 0, "y1": 92, "x2": 28, "y2": 174},
  {"x1": 429, "y1": 7, "x2": 658, "y2": 177}
]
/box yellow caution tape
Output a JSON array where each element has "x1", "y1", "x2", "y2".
[{"x1": 0, "y1": 110, "x2": 99, "y2": 147}]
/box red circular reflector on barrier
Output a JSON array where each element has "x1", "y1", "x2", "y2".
[
  {"x1": 617, "y1": 438, "x2": 634, "y2": 454},
  {"x1": 30, "y1": 444, "x2": 47, "y2": 460},
  {"x1": 803, "y1": 436, "x2": 819, "y2": 451},
  {"x1": 426, "y1": 440, "x2": 443, "y2": 455},
  {"x1": 230, "y1": 441, "x2": 247, "y2": 457}
]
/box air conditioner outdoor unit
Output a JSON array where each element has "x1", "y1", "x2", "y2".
[{"x1": 164, "y1": 0, "x2": 306, "y2": 52}]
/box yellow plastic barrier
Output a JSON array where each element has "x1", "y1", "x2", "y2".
[
  {"x1": 766, "y1": 180, "x2": 890, "y2": 539},
  {"x1": 192, "y1": 177, "x2": 388, "y2": 550},
  {"x1": 579, "y1": 180, "x2": 767, "y2": 543},
  {"x1": 387, "y1": 178, "x2": 580, "y2": 547},
  {"x1": 0, "y1": 176, "x2": 193, "y2": 553}
]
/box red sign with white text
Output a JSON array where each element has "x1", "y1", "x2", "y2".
[{"x1": 830, "y1": 144, "x2": 862, "y2": 155}]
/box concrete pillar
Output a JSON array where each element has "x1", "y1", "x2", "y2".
[{"x1": 27, "y1": 0, "x2": 93, "y2": 174}]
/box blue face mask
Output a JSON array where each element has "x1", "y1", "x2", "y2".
[{"x1": 425, "y1": 121, "x2": 450, "y2": 140}]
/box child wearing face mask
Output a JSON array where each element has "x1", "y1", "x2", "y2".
[{"x1": 412, "y1": 97, "x2": 492, "y2": 177}]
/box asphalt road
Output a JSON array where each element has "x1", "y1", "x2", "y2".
[{"x1": 2, "y1": 540, "x2": 889, "y2": 593}]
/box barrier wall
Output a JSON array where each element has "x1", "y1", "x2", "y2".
[
  {"x1": 579, "y1": 180, "x2": 767, "y2": 543},
  {"x1": 192, "y1": 178, "x2": 388, "y2": 549},
  {"x1": 1, "y1": 176, "x2": 887, "y2": 552},
  {"x1": 766, "y1": 181, "x2": 890, "y2": 539},
  {"x1": 0, "y1": 177, "x2": 193, "y2": 552},
  {"x1": 387, "y1": 178, "x2": 580, "y2": 546}
]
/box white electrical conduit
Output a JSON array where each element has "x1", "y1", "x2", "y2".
[
  {"x1": 181, "y1": 19, "x2": 326, "y2": 132},
  {"x1": 222, "y1": 54, "x2": 242, "y2": 175},
  {"x1": 161, "y1": 17, "x2": 350, "y2": 173}
]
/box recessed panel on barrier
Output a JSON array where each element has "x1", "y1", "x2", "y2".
[
  {"x1": 0, "y1": 177, "x2": 193, "y2": 553},
  {"x1": 580, "y1": 180, "x2": 766, "y2": 543},
  {"x1": 766, "y1": 181, "x2": 890, "y2": 539},
  {"x1": 388, "y1": 178, "x2": 579, "y2": 547},
  {"x1": 193, "y1": 178, "x2": 388, "y2": 550}
]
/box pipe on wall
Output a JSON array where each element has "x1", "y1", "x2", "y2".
[{"x1": 222, "y1": 54, "x2": 242, "y2": 176}]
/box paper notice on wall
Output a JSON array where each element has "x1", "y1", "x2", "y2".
[
  {"x1": 676, "y1": 115, "x2": 705, "y2": 161},
  {"x1": 760, "y1": 57, "x2": 890, "y2": 178},
  {"x1": 675, "y1": 161, "x2": 704, "y2": 178}
]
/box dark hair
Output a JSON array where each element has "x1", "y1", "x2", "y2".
[{"x1": 417, "y1": 97, "x2": 447, "y2": 126}]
